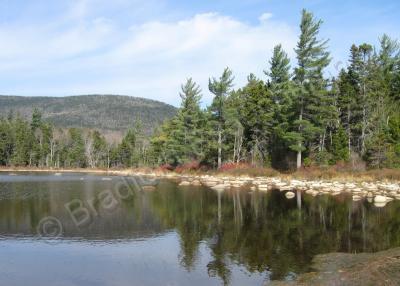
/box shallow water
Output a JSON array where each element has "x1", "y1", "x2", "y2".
[{"x1": 0, "y1": 172, "x2": 400, "y2": 286}]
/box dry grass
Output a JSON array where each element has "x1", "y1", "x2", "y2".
[
  {"x1": 288, "y1": 167, "x2": 400, "y2": 182},
  {"x1": 1, "y1": 165, "x2": 399, "y2": 182},
  {"x1": 175, "y1": 165, "x2": 400, "y2": 181}
]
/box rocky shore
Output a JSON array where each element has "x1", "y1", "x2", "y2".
[
  {"x1": 134, "y1": 172, "x2": 400, "y2": 207},
  {"x1": 270, "y1": 247, "x2": 400, "y2": 285},
  {"x1": 1, "y1": 168, "x2": 400, "y2": 206}
]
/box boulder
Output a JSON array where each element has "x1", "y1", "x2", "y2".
[
  {"x1": 374, "y1": 195, "x2": 391, "y2": 203},
  {"x1": 179, "y1": 181, "x2": 191, "y2": 186},
  {"x1": 374, "y1": 201, "x2": 387, "y2": 208},
  {"x1": 211, "y1": 184, "x2": 229, "y2": 191},
  {"x1": 285, "y1": 191, "x2": 295, "y2": 199},
  {"x1": 142, "y1": 185, "x2": 156, "y2": 191}
]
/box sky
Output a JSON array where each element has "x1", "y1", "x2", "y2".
[{"x1": 0, "y1": 0, "x2": 399, "y2": 106}]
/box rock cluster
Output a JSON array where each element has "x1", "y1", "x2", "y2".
[{"x1": 135, "y1": 172, "x2": 400, "y2": 206}]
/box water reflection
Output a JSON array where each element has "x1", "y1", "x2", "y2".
[{"x1": 1, "y1": 173, "x2": 400, "y2": 286}]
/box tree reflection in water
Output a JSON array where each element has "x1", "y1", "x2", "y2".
[{"x1": 1, "y1": 175, "x2": 400, "y2": 284}]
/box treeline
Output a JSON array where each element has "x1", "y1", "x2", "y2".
[
  {"x1": 0, "y1": 109, "x2": 150, "y2": 168},
  {"x1": 0, "y1": 9, "x2": 399, "y2": 170},
  {"x1": 150, "y1": 9, "x2": 400, "y2": 170}
]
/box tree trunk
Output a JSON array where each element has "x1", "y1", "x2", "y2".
[
  {"x1": 297, "y1": 147, "x2": 302, "y2": 169},
  {"x1": 217, "y1": 125, "x2": 222, "y2": 169},
  {"x1": 347, "y1": 106, "x2": 351, "y2": 157},
  {"x1": 297, "y1": 106, "x2": 303, "y2": 169},
  {"x1": 361, "y1": 81, "x2": 367, "y2": 154}
]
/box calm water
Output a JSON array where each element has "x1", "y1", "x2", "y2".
[{"x1": 1, "y1": 172, "x2": 400, "y2": 286}]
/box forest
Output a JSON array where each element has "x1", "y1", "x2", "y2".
[{"x1": 0, "y1": 9, "x2": 399, "y2": 171}]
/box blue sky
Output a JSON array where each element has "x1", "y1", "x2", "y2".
[{"x1": 0, "y1": 0, "x2": 398, "y2": 106}]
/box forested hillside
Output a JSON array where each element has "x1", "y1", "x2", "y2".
[{"x1": 0, "y1": 94, "x2": 176, "y2": 134}]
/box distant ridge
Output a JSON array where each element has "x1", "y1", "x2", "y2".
[{"x1": 0, "y1": 94, "x2": 177, "y2": 135}]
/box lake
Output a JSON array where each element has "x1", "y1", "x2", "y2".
[{"x1": 0, "y1": 172, "x2": 399, "y2": 286}]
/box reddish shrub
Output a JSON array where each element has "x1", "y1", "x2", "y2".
[
  {"x1": 216, "y1": 162, "x2": 280, "y2": 177},
  {"x1": 219, "y1": 162, "x2": 251, "y2": 171},
  {"x1": 158, "y1": 164, "x2": 174, "y2": 171},
  {"x1": 174, "y1": 161, "x2": 201, "y2": 173}
]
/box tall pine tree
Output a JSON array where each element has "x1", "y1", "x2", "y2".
[{"x1": 290, "y1": 9, "x2": 331, "y2": 168}]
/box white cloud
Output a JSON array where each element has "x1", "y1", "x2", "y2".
[
  {"x1": 0, "y1": 10, "x2": 297, "y2": 106},
  {"x1": 259, "y1": 12, "x2": 273, "y2": 22}
]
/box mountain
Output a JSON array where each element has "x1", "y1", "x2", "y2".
[{"x1": 0, "y1": 94, "x2": 177, "y2": 136}]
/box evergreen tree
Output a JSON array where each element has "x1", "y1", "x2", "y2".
[
  {"x1": 0, "y1": 118, "x2": 14, "y2": 165},
  {"x1": 267, "y1": 44, "x2": 291, "y2": 84},
  {"x1": 118, "y1": 129, "x2": 137, "y2": 167},
  {"x1": 237, "y1": 74, "x2": 273, "y2": 166},
  {"x1": 66, "y1": 128, "x2": 86, "y2": 168},
  {"x1": 208, "y1": 68, "x2": 235, "y2": 168},
  {"x1": 290, "y1": 9, "x2": 331, "y2": 168},
  {"x1": 30, "y1": 109, "x2": 43, "y2": 166},
  {"x1": 167, "y1": 78, "x2": 206, "y2": 164},
  {"x1": 40, "y1": 123, "x2": 54, "y2": 167},
  {"x1": 31, "y1": 108, "x2": 42, "y2": 131},
  {"x1": 11, "y1": 117, "x2": 33, "y2": 166},
  {"x1": 266, "y1": 44, "x2": 294, "y2": 168},
  {"x1": 331, "y1": 125, "x2": 349, "y2": 163},
  {"x1": 149, "y1": 78, "x2": 205, "y2": 167}
]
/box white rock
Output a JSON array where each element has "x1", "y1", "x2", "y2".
[
  {"x1": 374, "y1": 201, "x2": 387, "y2": 208},
  {"x1": 211, "y1": 184, "x2": 229, "y2": 191},
  {"x1": 374, "y1": 195, "x2": 391, "y2": 203},
  {"x1": 191, "y1": 180, "x2": 202, "y2": 186},
  {"x1": 202, "y1": 181, "x2": 219, "y2": 187},
  {"x1": 142, "y1": 185, "x2": 156, "y2": 191},
  {"x1": 285, "y1": 192, "x2": 295, "y2": 199}
]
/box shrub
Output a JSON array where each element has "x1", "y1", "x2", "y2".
[
  {"x1": 174, "y1": 160, "x2": 201, "y2": 173},
  {"x1": 219, "y1": 162, "x2": 250, "y2": 171},
  {"x1": 158, "y1": 164, "x2": 174, "y2": 171}
]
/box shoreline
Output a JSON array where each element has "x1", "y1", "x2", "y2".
[
  {"x1": 1, "y1": 167, "x2": 399, "y2": 204},
  {"x1": 270, "y1": 247, "x2": 400, "y2": 285}
]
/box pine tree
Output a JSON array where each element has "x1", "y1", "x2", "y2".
[
  {"x1": 118, "y1": 129, "x2": 137, "y2": 167},
  {"x1": 30, "y1": 108, "x2": 43, "y2": 166},
  {"x1": 266, "y1": 44, "x2": 291, "y2": 84},
  {"x1": 177, "y1": 78, "x2": 204, "y2": 162},
  {"x1": 31, "y1": 108, "x2": 42, "y2": 131},
  {"x1": 364, "y1": 35, "x2": 400, "y2": 167},
  {"x1": 67, "y1": 128, "x2": 86, "y2": 168},
  {"x1": 150, "y1": 79, "x2": 205, "y2": 166},
  {"x1": 208, "y1": 68, "x2": 235, "y2": 168},
  {"x1": 0, "y1": 118, "x2": 14, "y2": 165},
  {"x1": 266, "y1": 45, "x2": 294, "y2": 168},
  {"x1": 331, "y1": 125, "x2": 349, "y2": 163},
  {"x1": 11, "y1": 117, "x2": 33, "y2": 166},
  {"x1": 291, "y1": 9, "x2": 331, "y2": 168},
  {"x1": 236, "y1": 74, "x2": 273, "y2": 166},
  {"x1": 337, "y1": 67, "x2": 356, "y2": 156}
]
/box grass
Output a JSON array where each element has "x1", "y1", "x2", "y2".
[
  {"x1": 1, "y1": 165, "x2": 399, "y2": 182},
  {"x1": 176, "y1": 165, "x2": 400, "y2": 182}
]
